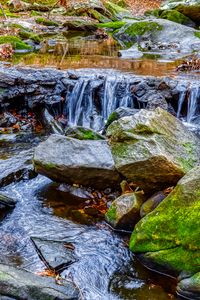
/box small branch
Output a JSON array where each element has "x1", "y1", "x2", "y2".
[{"x1": 0, "y1": 3, "x2": 7, "y2": 20}]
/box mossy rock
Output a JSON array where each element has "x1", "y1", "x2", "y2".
[
  {"x1": 107, "y1": 108, "x2": 200, "y2": 193},
  {"x1": 0, "y1": 35, "x2": 32, "y2": 50},
  {"x1": 146, "y1": 8, "x2": 194, "y2": 26},
  {"x1": 114, "y1": 21, "x2": 163, "y2": 47},
  {"x1": 65, "y1": 126, "x2": 105, "y2": 140},
  {"x1": 130, "y1": 166, "x2": 200, "y2": 275},
  {"x1": 104, "y1": 1, "x2": 132, "y2": 20},
  {"x1": 19, "y1": 30, "x2": 41, "y2": 43},
  {"x1": 177, "y1": 272, "x2": 200, "y2": 299},
  {"x1": 106, "y1": 191, "x2": 145, "y2": 230},
  {"x1": 35, "y1": 17, "x2": 59, "y2": 27}
]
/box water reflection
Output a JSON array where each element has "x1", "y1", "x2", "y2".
[{"x1": 0, "y1": 32, "x2": 179, "y2": 76}]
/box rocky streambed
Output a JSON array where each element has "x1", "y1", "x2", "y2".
[{"x1": 0, "y1": 63, "x2": 200, "y2": 299}]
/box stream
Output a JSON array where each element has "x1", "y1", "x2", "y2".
[{"x1": 1, "y1": 30, "x2": 199, "y2": 300}]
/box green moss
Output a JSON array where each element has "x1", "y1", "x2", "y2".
[
  {"x1": 130, "y1": 167, "x2": 200, "y2": 273},
  {"x1": 0, "y1": 9, "x2": 18, "y2": 18},
  {"x1": 124, "y1": 21, "x2": 163, "y2": 37},
  {"x1": 106, "y1": 205, "x2": 117, "y2": 222},
  {"x1": 0, "y1": 35, "x2": 32, "y2": 50},
  {"x1": 44, "y1": 162, "x2": 56, "y2": 169},
  {"x1": 65, "y1": 127, "x2": 105, "y2": 140},
  {"x1": 177, "y1": 142, "x2": 197, "y2": 172},
  {"x1": 160, "y1": 10, "x2": 192, "y2": 25},
  {"x1": 19, "y1": 30, "x2": 41, "y2": 43},
  {"x1": 35, "y1": 17, "x2": 59, "y2": 27},
  {"x1": 143, "y1": 247, "x2": 200, "y2": 274},
  {"x1": 195, "y1": 31, "x2": 200, "y2": 39},
  {"x1": 31, "y1": 10, "x2": 42, "y2": 16},
  {"x1": 106, "y1": 111, "x2": 118, "y2": 126},
  {"x1": 88, "y1": 9, "x2": 111, "y2": 23},
  {"x1": 97, "y1": 21, "x2": 126, "y2": 30}
]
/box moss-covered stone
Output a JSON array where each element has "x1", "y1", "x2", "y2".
[
  {"x1": 114, "y1": 21, "x2": 163, "y2": 47},
  {"x1": 146, "y1": 8, "x2": 194, "y2": 26},
  {"x1": 107, "y1": 108, "x2": 200, "y2": 193},
  {"x1": 65, "y1": 126, "x2": 105, "y2": 140},
  {"x1": 35, "y1": 17, "x2": 59, "y2": 27},
  {"x1": 106, "y1": 191, "x2": 145, "y2": 229},
  {"x1": 0, "y1": 35, "x2": 32, "y2": 50},
  {"x1": 104, "y1": 1, "x2": 132, "y2": 20},
  {"x1": 130, "y1": 166, "x2": 200, "y2": 274},
  {"x1": 178, "y1": 272, "x2": 200, "y2": 299},
  {"x1": 19, "y1": 30, "x2": 41, "y2": 43}
]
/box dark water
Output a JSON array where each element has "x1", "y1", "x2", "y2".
[{"x1": 0, "y1": 137, "x2": 177, "y2": 300}]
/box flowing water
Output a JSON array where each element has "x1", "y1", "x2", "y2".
[{"x1": 0, "y1": 134, "x2": 177, "y2": 300}]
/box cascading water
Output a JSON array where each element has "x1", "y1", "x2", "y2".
[
  {"x1": 64, "y1": 73, "x2": 137, "y2": 131},
  {"x1": 177, "y1": 82, "x2": 200, "y2": 125}
]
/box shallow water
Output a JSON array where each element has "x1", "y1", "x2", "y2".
[
  {"x1": 0, "y1": 32, "x2": 181, "y2": 77},
  {"x1": 0, "y1": 139, "x2": 177, "y2": 300}
]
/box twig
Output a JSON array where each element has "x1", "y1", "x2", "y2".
[{"x1": 0, "y1": 2, "x2": 7, "y2": 20}]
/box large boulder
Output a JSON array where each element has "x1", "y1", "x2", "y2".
[
  {"x1": 115, "y1": 18, "x2": 200, "y2": 60},
  {"x1": 161, "y1": 0, "x2": 200, "y2": 24},
  {"x1": 130, "y1": 166, "x2": 200, "y2": 276},
  {"x1": 34, "y1": 134, "x2": 121, "y2": 189},
  {"x1": 0, "y1": 263, "x2": 79, "y2": 299},
  {"x1": 107, "y1": 108, "x2": 200, "y2": 192}
]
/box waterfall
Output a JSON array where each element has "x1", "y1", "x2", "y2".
[
  {"x1": 64, "y1": 73, "x2": 137, "y2": 131},
  {"x1": 187, "y1": 85, "x2": 200, "y2": 124},
  {"x1": 177, "y1": 82, "x2": 200, "y2": 125}
]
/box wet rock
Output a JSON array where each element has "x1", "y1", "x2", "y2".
[
  {"x1": 65, "y1": 126, "x2": 105, "y2": 140},
  {"x1": 63, "y1": 17, "x2": 97, "y2": 31},
  {"x1": 34, "y1": 134, "x2": 121, "y2": 189},
  {"x1": 0, "y1": 112, "x2": 17, "y2": 127},
  {"x1": 104, "y1": 107, "x2": 139, "y2": 132},
  {"x1": 0, "y1": 263, "x2": 79, "y2": 299},
  {"x1": 140, "y1": 191, "x2": 167, "y2": 217},
  {"x1": 106, "y1": 191, "x2": 145, "y2": 230},
  {"x1": 84, "y1": 206, "x2": 99, "y2": 216},
  {"x1": 107, "y1": 108, "x2": 200, "y2": 193},
  {"x1": 58, "y1": 183, "x2": 93, "y2": 202},
  {"x1": 161, "y1": 0, "x2": 200, "y2": 25},
  {"x1": 41, "y1": 109, "x2": 64, "y2": 134},
  {"x1": 0, "y1": 194, "x2": 16, "y2": 207},
  {"x1": 139, "y1": 92, "x2": 168, "y2": 111},
  {"x1": 31, "y1": 237, "x2": 77, "y2": 272},
  {"x1": 177, "y1": 272, "x2": 200, "y2": 300},
  {"x1": 130, "y1": 166, "x2": 200, "y2": 276},
  {"x1": 0, "y1": 149, "x2": 37, "y2": 187},
  {"x1": 117, "y1": 18, "x2": 200, "y2": 60}
]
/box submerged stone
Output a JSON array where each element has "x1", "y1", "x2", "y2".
[
  {"x1": 177, "y1": 272, "x2": 200, "y2": 300},
  {"x1": 106, "y1": 191, "x2": 145, "y2": 230},
  {"x1": 107, "y1": 108, "x2": 200, "y2": 192},
  {"x1": 31, "y1": 237, "x2": 77, "y2": 272},
  {"x1": 140, "y1": 190, "x2": 167, "y2": 218},
  {"x1": 130, "y1": 166, "x2": 200, "y2": 275},
  {"x1": 34, "y1": 134, "x2": 121, "y2": 189}
]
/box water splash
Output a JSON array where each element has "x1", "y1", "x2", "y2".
[{"x1": 177, "y1": 82, "x2": 200, "y2": 125}]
